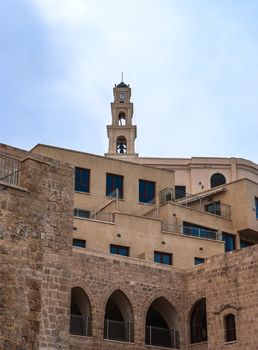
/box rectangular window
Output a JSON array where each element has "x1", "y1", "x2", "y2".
[
  {"x1": 205, "y1": 201, "x2": 221, "y2": 216},
  {"x1": 194, "y1": 257, "x2": 205, "y2": 265},
  {"x1": 222, "y1": 232, "x2": 235, "y2": 252},
  {"x1": 255, "y1": 197, "x2": 258, "y2": 219},
  {"x1": 154, "y1": 251, "x2": 172, "y2": 265},
  {"x1": 106, "y1": 173, "x2": 124, "y2": 198},
  {"x1": 175, "y1": 185, "x2": 186, "y2": 199},
  {"x1": 110, "y1": 244, "x2": 129, "y2": 256},
  {"x1": 73, "y1": 208, "x2": 91, "y2": 219},
  {"x1": 75, "y1": 167, "x2": 90, "y2": 192},
  {"x1": 139, "y1": 179, "x2": 155, "y2": 204},
  {"x1": 240, "y1": 240, "x2": 254, "y2": 249},
  {"x1": 73, "y1": 238, "x2": 86, "y2": 248}
]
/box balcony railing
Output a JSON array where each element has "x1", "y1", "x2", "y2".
[
  {"x1": 0, "y1": 155, "x2": 19, "y2": 186},
  {"x1": 70, "y1": 314, "x2": 91, "y2": 336},
  {"x1": 183, "y1": 226, "x2": 219, "y2": 240},
  {"x1": 104, "y1": 319, "x2": 133, "y2": 342},
  {"x1": 159, "y1": 188, "x2": 230, "y2": 219},
  {"x1": 145, "y1": 325, "x2": 180, "y2": 349}
]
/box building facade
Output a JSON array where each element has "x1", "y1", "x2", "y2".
[{"x1": 0, "y1": 81, "x2": 258, "y2": 350}]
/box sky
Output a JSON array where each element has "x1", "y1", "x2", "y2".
[{"x1": 1, "y1": 0, "x2": 258, "y2": 162}]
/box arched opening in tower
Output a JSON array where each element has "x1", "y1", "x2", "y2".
[{"x1": 116, "y1": 136, "x2": 127, "y2": 154}]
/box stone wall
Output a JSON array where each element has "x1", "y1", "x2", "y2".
[
  {"x1": 185, "y1": 246, "x2": 258, "y2": 349},
  {"x1": 0, "y1": 155, "x2": 74, "y2": 350}
]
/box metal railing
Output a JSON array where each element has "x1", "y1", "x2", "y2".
[
  {"x1": 70, "y1": 314, "x2": 91, "y2": 336},
  {"x1": 183, "y1": 226, "x2": 220, "y2": 240},
  {"x1": 145, "y1": 325, "x2": 180, "y2": 349},
  {"x1": 0, "y1": 155, "x2": 19, "y2": 186},
  {"x1": 104, "y1": 319, "x2": 133, "y2": 342},
  {"x1": 159, "y1": 188, "x2": 230, "y2": 219},
  {"x1": 162, "y1": 222, "x2": 181, "y2": 233}
]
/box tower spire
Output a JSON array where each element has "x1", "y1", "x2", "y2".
[{"x1": 105, "y1": 80, "x2": 138, "y2": 158}]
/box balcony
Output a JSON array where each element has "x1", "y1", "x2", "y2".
[
  {"x1": 104, "y1": 319, "x2": 133, "y2": 343},
  {"x1": 0, "y1": 154, "x2": 19, "y2": 186},
  {"x1": 145, "y1": 325, "x2": 180, "y2": 349},
  {"x1": 162, "y1": 222, "x2": 221, "y2": 241},
  {"x1": 159, "y1": 188, "x2": 230, "y2": 219},
  {"x1": 70, "y1": 314, "x2": 91, "y2": 336}
]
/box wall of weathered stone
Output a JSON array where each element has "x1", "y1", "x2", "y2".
[
  {"x1": 68, "y1": 250, "x2": 186, "y2": 350},
  {"x1": 0, "y1": 155, "x2": 74, "y2": 350},
  {"x1": 185, "y1": 245, "x2": 258, "y2": 349}
]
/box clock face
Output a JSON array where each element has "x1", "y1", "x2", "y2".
[{"x1": 119, "y1": 92, "x2": 125, "y2": 100}]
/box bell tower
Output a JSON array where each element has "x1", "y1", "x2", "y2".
[{"x1": 105, "y1": 80, "x2": 138, "y2": 158}]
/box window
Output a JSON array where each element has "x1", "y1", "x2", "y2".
[
  {"x1": 240, "y1": 240, "x2": 254, "y2": 249},
  {"x1": 194, "y1": 257, "x2": 205, "y2": 265},
  {"x1": 210, "y1": 173, "x2": 226, "y2": 188},
  {"x1": 75, "y1": 167, "x2": 90, "y2": 192},
  {"x1": 73, "y1": 238, "x2": 86, "y2": 248},
  {"x1": 190, "y1": 299, "x2": 207, "y2": 344},
  {"x1": 154, "y1": 251, "x2": 172, "y2": 265},
  {"x1": 205, "y1": 201, "x2": 221, "y2": 216},
  {"x1": 255, "y1": 197, "x2": 258, "y2": 219},
  {"x1": 73, "y1": 208, "x2": 91, "y2": 219},
  {"x1": 224, "y1": 314, "x2": 236, "y2": 342},
  {"x1": 222, "y1": 233, "x2": 235, "y2": 252},
  {"x1": 110, "y1": 244, "x2": 129, "y2": 256},
  {"x1": 139, "y1": 179, "x2": 155, "y2": 204},
  {"x1": 70, "y1": 287, "x2": 91, "y2": 336},
  {"x1": 175, "y1": 185, "x2": 186, "y2": 199},
  {"x1": 106, "y1": 173, "x2": 124, "y2": 198}
]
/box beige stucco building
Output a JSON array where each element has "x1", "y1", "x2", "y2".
[{"x1": 0, "y1": 81, "x2": 258, "y2": 350}]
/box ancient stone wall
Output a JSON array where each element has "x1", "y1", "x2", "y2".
[
  {"x1": 185, "y1": 246, "x2": 258, "y2": 349},
  {"x1": 0, "y1": 155, "x2": 74, "y2": 350}
]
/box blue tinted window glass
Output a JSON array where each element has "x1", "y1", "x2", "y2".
[
  {"x1": 106, "y1": 173, "x2": 123, "y2": 198},
  {"x1": 73, "y1": 239, "x2": 86, "y2": 248},
  {"x1": 222, "y1": 233, "x2": 235, "y2": 252},
  {"x1": 195, "y1": 257, "x2": 205, "y2": 265},
  {"x1": 240, "y1": 240, "x2": 253, "y2": 249},
  {"x1": 75, "y1": 167, "x2": 90, "y2": 192},
  {"x1": 110, "y1": 244, "x2": 129, "y2": 256},
  {"x1": 154, "y1": 251, "x2": 172, "y2": 265},
  {"x1": 139, "y1": 179, "x2": 155, "y2": 203}
]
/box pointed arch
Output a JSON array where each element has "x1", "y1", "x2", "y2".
[
  {"x1": 70, "y1": 287, "x2": 92, "y2": 336},
  {"x1": 189, "y1": 298, "x2": 207, "y2": 344},
  {"x1": 104, "y1": 289, "x2": 133, "y2": 342},
  {"x1": 116, "y1": 136, "x2": 127, "y2": 154},
  {"x1": 145, "y1": 297, "x2": 180, "y2": 349}
]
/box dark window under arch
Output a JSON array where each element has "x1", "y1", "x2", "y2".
[
  {"x1": 145, "y1": 297, "x2": 180, "y2": 349},
  {"x1": 190, "y1": 299, "x2": 207, "y2": 344},
  {"x1": 70, "y1": 287, "x2": 91, "y2": 336},
  {"x1": 224, "y1": 314, "x2": 236, "y2": 342},
  {"x1": 210, "y1": 173, "x2": 226, "y2": 188},
  {"x1": 104, "y1": 290, "x2": 133, "y2": 342}
]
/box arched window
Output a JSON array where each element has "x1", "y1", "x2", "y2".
[
  {"x1": 70, "y1": 287, "x2": 91, "y2": 336},
  {"x1": 224, "y1": 314, "x2": 236, "y2": 342},
  {"x1": 104, "y1": 290, "x2": 133, "y2": 342},
  {"x1": 210, "y1": 173, "x2": 226, "y2": 188},
  {"x1": 190, "y1": 298, "x2": 207, "y2": 343},
  {"x1": 145, "y1": 297, "x2": 180, "y2": 349},
  {"x1": 118, "y1": 112, "x2": 126, "y2": 126},
  {"x1": 116, "y1": 136, "x2": 127, "y2": 154}
]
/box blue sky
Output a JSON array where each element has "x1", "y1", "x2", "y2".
[{"x1": 1, "y1": 0, "x2": 258, "y2": 162}]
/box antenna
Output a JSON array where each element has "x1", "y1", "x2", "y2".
[{"x1": 121, "y1": 72, "x2": 124, "y2": 82}]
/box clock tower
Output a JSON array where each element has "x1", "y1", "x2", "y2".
[{"x1": 105, "y1": 80, "x2": 138, "y2": 158}]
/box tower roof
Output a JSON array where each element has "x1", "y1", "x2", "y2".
[{"x1": 116, "y1": 81, "x2": 129, "y2": 88}]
